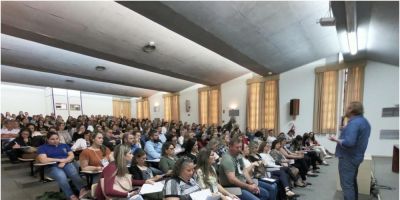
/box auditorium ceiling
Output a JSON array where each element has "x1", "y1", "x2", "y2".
[{"x1": 1, "y1": 1, "x2": 398, "y2": 97}]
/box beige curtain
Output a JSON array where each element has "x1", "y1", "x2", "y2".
[
  {"x1": 313, "y1": 70, "x2": 338, "y2": 134},
  {"x1": 343, "y1": 65, "x2": 365, "y2": 112},
  {"x1": 163, "y1": 94, "x2": 180, "y2": 122},
  {"x1": 137, "y1": 98, "x2": 149, "y2": 119},
  {"x1": 198, "y1": 87, "x2": 220, "y2": 126},
  {"x1": 264, "y1": 80, "x2": 279, "y2": 134},
  {"x1": 171, "y1": 95, "x2": 180, "y2": 122},
  {"x1": 209, "y1": 88, "x2": 221, "y2": 126},
  {"x1": 198, "y1": 89, "x2": 209, "y2": 125},
  {"x1": 247, "y1": 82, "x2": 263, "y2": 131},
  {"x1": 143, "y1": 99, "x2": 150, "y2": 119},
  {"x1": 164, "y1": 96, "x2": 172, "y2": 121},
  {"x1": 137, "y1": 101, "x2": 143, "y2": 119}
]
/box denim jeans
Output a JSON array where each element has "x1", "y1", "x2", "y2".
[
  {"x1": 259, "y1": 180, "x2": 278, "y2": 200},
  {"x1": 338, "y1": 157, "x2": 361, "y2": 200},
  {"x1": 46, "y1": 162, "x2": 86, "y2": 198},
  {"x1": 239, "y1": 186, "x2": 269, "y2": 200}
]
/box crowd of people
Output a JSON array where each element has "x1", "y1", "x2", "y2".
[{"x1": 1, "y1": 111, "x2": 333, "y2": 200}]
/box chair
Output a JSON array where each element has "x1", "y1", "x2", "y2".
[
  {"x1": 17, "y1": 157, "x2": 35, "y2": 176},
  {"x1": 91, "y1": 183, "x2": 98, "y2": 199}
]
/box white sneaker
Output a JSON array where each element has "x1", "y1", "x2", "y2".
[
  {"x1": 325, "y1": 155, "x2": 333, "y2": 159},
  {"x1": 322, "y1": 160, "x2": 329, "y2": 165}
]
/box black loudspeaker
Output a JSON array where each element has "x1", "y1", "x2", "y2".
[{"x1": 290, "y1": 99, "x2": 300, "y2": 116}]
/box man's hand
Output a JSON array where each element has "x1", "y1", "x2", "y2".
[
  {"x1": 329, "y1": 135, "x2": 337, "y2": 142},
  {"x1": 58, "y1": 162, "x2": 66, "y2": 168},
  {"x1": 247, "y1": 184, "x2": 259, "y2": 194}
]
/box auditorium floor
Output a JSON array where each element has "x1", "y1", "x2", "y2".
[{"x1": 0, "y1": 155, "x2": 398, "y2": 200}]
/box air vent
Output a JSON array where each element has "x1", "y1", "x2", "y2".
[
  {"x1": 382, "y1": 107, "x2": 399, "y2": 117},
  {"x1": 380, "y1": 130, "x2": 399, "y2": 140}
]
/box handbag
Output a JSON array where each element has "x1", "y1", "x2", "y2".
[{"x1": 100, "y1": 174, "x2": 133, "y2": 200}]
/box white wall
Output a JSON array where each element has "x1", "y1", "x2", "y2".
[
  {"x1": 279, "y1": 58, "x2": 327, "y2": 134},
  {"x1": 81, "y1": 92, "x2": 113, "y2": 116},
  {"x1": 221, "y1": 73, "x2": 253, "y2": 130},
  {"x1": 1, "y1": 83, "x2": 48, "y2": 115},
  {"x1": 149, "y1": 92, "x2": 165, "y2": 120},
  {"x1": 279, "y1": 60, "x2": 399, "y2": 156},
  {"x1": 363, "y1": 61, "x2": 399, "y2": 156},
  {"x1": 179, "y1": 84, "x2": 204, "y2": 124}
]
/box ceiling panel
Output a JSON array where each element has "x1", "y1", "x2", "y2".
[
  {"x1": 1, "y1": 1, "x2": 250, "y2": 86},
  {"x1": 1, "y1": 34, "x2": 195, "y2": 92},
  {"x1": 1, "y1": 65, "x2": 158, "y2": 97}
]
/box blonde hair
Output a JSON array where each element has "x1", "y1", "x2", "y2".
[{"x1": 113, "y1": 144, "x2": 131, "y2": 176}]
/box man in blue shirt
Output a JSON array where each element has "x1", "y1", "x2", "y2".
[
  {"x1": 329, "y1": 101, "x2": 371, "y2": 200},
  {"x1": 144, "y1": 130, "x2": 162, "y2": 160}
]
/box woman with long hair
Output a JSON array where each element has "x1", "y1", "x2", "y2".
[
  {"x1": 195, "y1": 149, "x2": 239, "y2": 200},
  {"x1": 79, "y1": 132, "x2": 111, "y2": 183},
  {"x1": 95, "y1": 144, "x2": 146, "y2": 200}
]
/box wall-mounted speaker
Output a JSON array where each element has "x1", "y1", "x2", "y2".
[{"x1": 290, "y1": 99, "x2": 300, "y2": 116}]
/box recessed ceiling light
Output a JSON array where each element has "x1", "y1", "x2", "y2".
[
  {"x1": 65, "y1": 80, "x2": 74, "y2": 83},
  {"x1": 268, "y1": 72, "x2": 273, "y2": 75},
  {"x1": 95, "y1": 66, "x2": 106, "y2": 71},
  {"x1": 143, "y1": 41, "x2": 156, "y2": 53}
]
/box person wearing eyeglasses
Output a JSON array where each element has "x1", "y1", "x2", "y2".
[
  {"x1": 129, "y1": 148, "x2": 163, "y2": 183},
  {"x1": 160, "y1": 142, "x2": 177, "y2": 174},
  {"x1": 163, "y1": 157, "x2": 201, "y2": 200}
]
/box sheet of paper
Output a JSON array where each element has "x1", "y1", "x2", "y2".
[
  {"x1": 189, "y1": 189, "x2": 219, "y2": 200},
  {"x1": 261, "y1": 177, "x2": 277, "y2": 182},
  {"x1": 139, "y1": 181, "x2": 164, "y2": 194}
]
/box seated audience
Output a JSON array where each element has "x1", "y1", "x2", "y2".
[
  {"x1": 218, "y1": 137, "x2": 269, "y2": 200},
  {"x1": 57, "y1": 122, "x2": 72, "y2": 145},
  {"x1": 270, "y1": 139, "x2": 308, "y2": 187},
  {"x1": 72, "y1": 125, "x2": 86, "y2": 142},
  {"x1": 163, "y1": 157, "x2": 201, "y2": 200},
  {"x1": 37, "y1": 132, "x2": 88, "y2": 200},
  {"x1": 242, "y1": 143, "x2": 278, "y2": 200},
  {"x1": 5, "y1": 128, "x2": 37, "y2": 163},
  {"x1": 177, "y1": 138, "x2": 198, "y2": 164},
  {"x1": 167, "y1": 134, "x2": 184, "y2": 155},
  {"x1": 159, "y1": 142, "x2": 177, "y2": 174},
  {"x1": 195, "y1": 148, "x2": 239, "y2": 200},
  {"x1": 71, "y1": 130, "x2": 91, "y2": 151}
]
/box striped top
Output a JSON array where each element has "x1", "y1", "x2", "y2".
[{"x1": 163, "y1": 177, "x2": 201, "y2": 200}]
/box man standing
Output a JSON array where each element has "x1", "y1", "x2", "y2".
[{"x1": 329, "y1": 101, "x2": 371, "y2": 200}]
